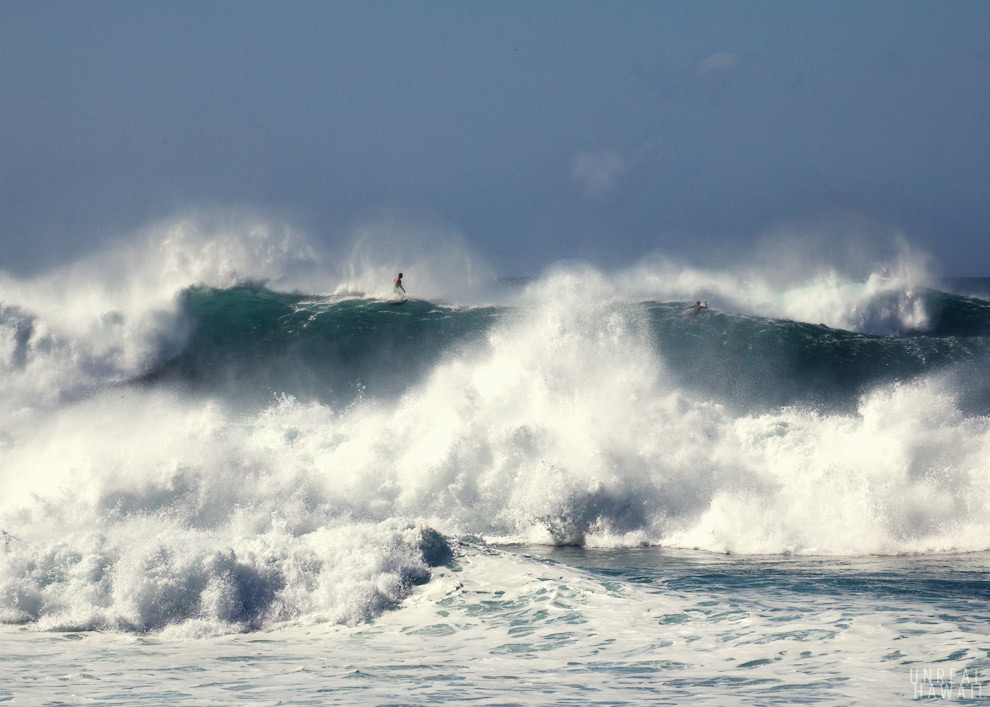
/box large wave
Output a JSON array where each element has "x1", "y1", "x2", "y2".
[{"x1": 3, "y1": 216, "x2": 990, "y2": 634}]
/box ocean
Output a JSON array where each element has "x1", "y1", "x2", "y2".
[{"x1": 2, "y1": 224, "x2": 990, "y2": 704}]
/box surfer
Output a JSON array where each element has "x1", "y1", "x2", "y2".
[
  {"x1": 394, "y1": 273, "x2": 405, "y2": 295},
  {"x1": 689, "y1": 300, "x2": 708, "y2": 316}
]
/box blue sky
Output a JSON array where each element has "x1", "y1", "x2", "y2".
[{"x1": 2, "y1": 0, "x2": 989, "y2": 276}]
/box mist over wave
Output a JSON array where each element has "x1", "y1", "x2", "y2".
[{"x1": 3, "y1": 215, "x2": 990, "y2": 634}]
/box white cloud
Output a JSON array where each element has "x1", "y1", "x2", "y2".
[
  {"x1": 571, "y1": 149, "x2": 628, "y2": 201},
  {"x1": 695, "y1": 52, "x2": 742, "y2": 76},
  {"x1": 571, "y1": 142, "x2": 659, "y2": 201}
]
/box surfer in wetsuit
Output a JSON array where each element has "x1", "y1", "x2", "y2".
[
  {"x1": 689, "y1": 300, "x2": 708, "y2": 316},
  {"x1": 394, "y1": 273, "x2": 405, "y2": 295}
]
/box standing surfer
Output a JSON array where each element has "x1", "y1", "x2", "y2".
[{"x1": 394, "y1": 273, "x2": 405, "y2": 295}]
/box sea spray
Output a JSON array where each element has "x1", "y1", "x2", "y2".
[
  {"x1": 333, "y1": 212, "x2": 499, "y2": 303},
  {"x1": 613, "y1": 242, "x2": 938, "y2": 335},
  {"x1": 0, "y1": 214, "x2": 320, "y2": 419},
  {"x1": 671, "y1": 376, "x2": 990, "y2": 554}
]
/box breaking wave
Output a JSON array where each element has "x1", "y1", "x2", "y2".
[{"x1": 2, "y1": 216, "x2": 990, "y2": 633}]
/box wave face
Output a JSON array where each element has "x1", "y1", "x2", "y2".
[
  {"x1": 145, "y1": 283, "x2": 990, "y2": 413},
  {"x1": 143, "y1": 287, "x2": 501, "y2": 405},
  {"x1": 3, "y1": 220, "x2": 990, "y2": 634}
]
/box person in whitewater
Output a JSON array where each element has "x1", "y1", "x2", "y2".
[
  {"x1": 394, "y1": 273, "x2": 406, "y2": 295},
  {"x1": 689, "y1": 300, "x2": 708, "y2": 316}
]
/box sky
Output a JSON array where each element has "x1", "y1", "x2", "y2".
[{"x1": 2, "y1": 0, "x2": 989, "y2": 277}]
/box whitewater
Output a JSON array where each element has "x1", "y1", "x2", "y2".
[{"x1": 3, "y1": 216, "x2": 990, "y2": 704}]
